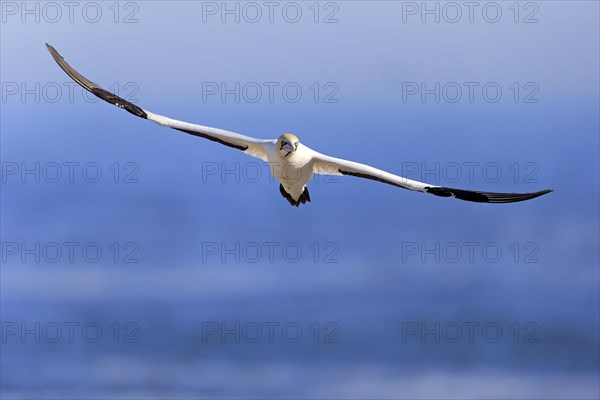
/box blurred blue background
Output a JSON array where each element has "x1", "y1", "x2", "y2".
[{"x1": 1, "y1": 1, "x2": 598, "y2": 398}]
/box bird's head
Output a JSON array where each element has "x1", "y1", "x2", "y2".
[{"x1": 277, "y1": 133, "x2": 299, "y2": 158}]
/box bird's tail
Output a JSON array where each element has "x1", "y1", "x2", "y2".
[{"x1": 280, "y1": 184, "x2": 311, "y2": 207}]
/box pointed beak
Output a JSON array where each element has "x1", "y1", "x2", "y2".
[{"x1": 281, "y1": 141, "x2": 295, "y2": 152}]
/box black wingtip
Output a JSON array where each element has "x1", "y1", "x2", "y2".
[
  {"x1": 46, "y1": 44, "x2": 148, "y2": 119},
  {"x1": 45, "y1": 43, "x2": 61, "y2": 60},
  {"x1": 45, "y1": 43, "x2": 59, "y2": 59},
  {"x1": 426, "y1": 187, "x2": 553, "y2": 203}
]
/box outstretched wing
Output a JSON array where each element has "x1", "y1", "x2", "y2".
[
  {"x1": 46, "y1": 44, "x2": 273, "y2": 161},
  {"x1": 309, "y1": 150, "x2": 552, "y2": 203}
]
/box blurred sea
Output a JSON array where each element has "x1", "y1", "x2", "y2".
[{"x1": 1, "y1": 1, "x2": 599, "y2": 397}]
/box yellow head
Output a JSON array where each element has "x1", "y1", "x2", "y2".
[{"x1": 276, "y1": 133, "x2": 299, "y2": 158}]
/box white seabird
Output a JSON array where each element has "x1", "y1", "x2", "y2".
[{"x1": 46, "y1": 44, "x2": 552, "y2": 207}]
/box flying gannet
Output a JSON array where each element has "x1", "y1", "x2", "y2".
[{"x1": 46, "y1": 44, "x2": 552, "y2": 207}]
